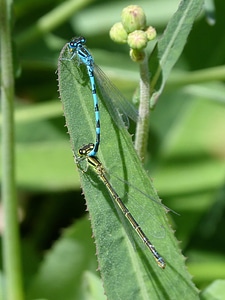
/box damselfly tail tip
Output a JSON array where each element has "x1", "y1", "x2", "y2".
[{"x1": 157, "y1": 257, "x2": 166, "y2": 269}]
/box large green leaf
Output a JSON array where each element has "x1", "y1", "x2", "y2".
[
  {"x1": 149, "y1": 0, "x2": 204, "y2": 107},
  {"x1": 201, "y1": 279, "x2": 225, "y2": 300},
  {"x1": 57, "y1": 42, "x2": 199, "y2": 299},
  {"x1": 27, "y1": 217, "x2": 100, "y2": 300}
]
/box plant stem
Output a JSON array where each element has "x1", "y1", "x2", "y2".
[
  {"x1": 0, "y1": 0, "x2": 24, "y2": 299},
  {"x1": 167, "y1": 65, "x2": 225, "y2": 87},
  {"x1": 134, "y1": 53, "x2": 150, "y2": 161}
]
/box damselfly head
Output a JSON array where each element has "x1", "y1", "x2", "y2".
[{"x1": 78, "y1": 143, "x2": 95, "y2": 156}]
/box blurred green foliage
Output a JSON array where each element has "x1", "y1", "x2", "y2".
[{"x1": 1, "y1": 0, "x2": 225, "y2": 299}]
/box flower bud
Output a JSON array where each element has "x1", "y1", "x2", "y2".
[
  {"x1": 121, "y1": 5, "x2": 146, "y2": 33},
  {"x1": 127, "y1": 30, "x2": 148, "y2": 50},
  {"x1": 145, "y1": 26, "x2": 157, "y2": 41},
  {"x1": 129, "y1": 49, "x2": 145, "y2": 63},
  {"x1": 109, "y1": 22, "x2": 128, "y2": 44}
]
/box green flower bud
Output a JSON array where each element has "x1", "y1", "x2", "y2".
[
  {"x1": 145, "y1": 26, "x2": 157, "y2": 41},
  {"x1": 129, "y1": 49, "x2": 145, "y2": 63},
  {"x1": 109, "y1": 22, "x2": 128, "y2": 44},
  {"x1": 121, "y1": 5, "x2": 146, "y2": 33},
  {"x1": 127, "y1": 30, "x2": 148, "y2": 50}
]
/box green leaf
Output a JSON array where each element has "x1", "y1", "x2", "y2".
[
  {"x1": 15, "y1": 142, "x2": 79, "y2": 191},
  {"x1": 149, "y1": 0, "x2": 204, "y2": 107},
  {"x1": 82, "y1": 271, "x2": 106, "y2": 300},
  {"x1": 27, "y1": 217, "x2": 98, "y2": 300},
  {"x1": 57, "y1": 42, "x2": 199, "y2": 299},
  {"x1": 200, "y1": 279, "x2": 225, "y2": 300},
  {"x1": 204, "y1": 0, "x2": 216, "y2": 26},
  {"x1": 0, "y1": 101, "x2": 80, "y2": 191}
]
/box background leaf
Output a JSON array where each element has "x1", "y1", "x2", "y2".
[
  {"x1": 149, "y1": 0, "x2": 204, "y2": 106},
  {"x1": 200, "y1": 279, "x2": 225, "y2": 300},
  {"x1": 27, "y1": 217, "x2": 99, "y2": 300}
]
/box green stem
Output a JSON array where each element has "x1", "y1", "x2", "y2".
[
  {"x1": 0, "y1": 1, "x2": 24, "y2": 299},
  {"x1": 167, "y1": 65, "x2": 225, "y2": 87},
  {"x1": 134, "y1": 53, "x2": 150, "y2": 161}
]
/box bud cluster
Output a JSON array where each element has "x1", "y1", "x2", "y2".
[{"x1": 109, "y1": 5, "x2": 156, "y2": 62}]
